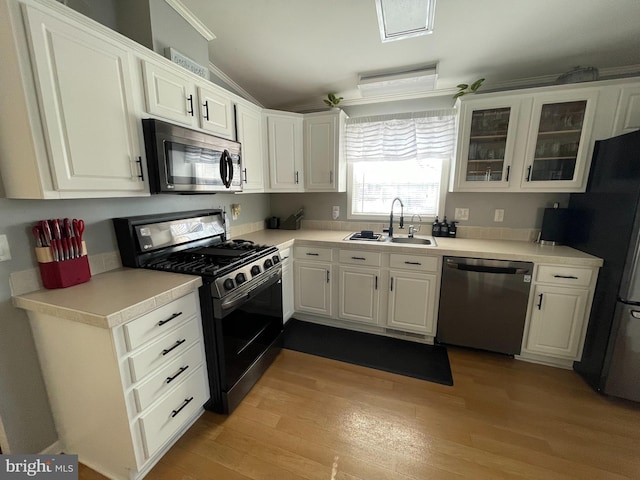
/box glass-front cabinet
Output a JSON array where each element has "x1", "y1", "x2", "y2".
[
  {"x1": 520, "y1": 91, "x2": 598, "y2": 190},
  {"x1": 452, "y1": 98, "x2": 520, "y2": 190},
  {"x1": 452, "y1": 88, "x2": 599, "y2": 193}
]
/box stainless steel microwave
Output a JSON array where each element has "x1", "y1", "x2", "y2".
[{"x1": 142, "y1": 119, "x2": 242, "y2": 194}]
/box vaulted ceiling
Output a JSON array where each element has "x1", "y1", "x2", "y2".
[{"x1": 181, "y1": 0, "x2": 640, "y2": 111}]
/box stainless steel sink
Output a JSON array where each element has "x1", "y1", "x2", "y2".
[{"x1": 386, "y1": 236, "x2": 437, "y2": 246}]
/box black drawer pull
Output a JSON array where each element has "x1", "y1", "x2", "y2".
[
  {"x1": 162, "y1": 339, "x2": 186, "y2": 356},
  {"x1": 537, "y1": 293, "x2": 544, "y2": 310},
  {"x1": 390, "y1": 277, "x2": 394, "y2": 291},
  {"x1": 526, "y1": 165, "x2": 532, "y2": 182},
  {"x1": 306, "y1": 252, "x2": 319, "y2": 256},
  {"x1": 404, "y1": 261, "x2": 422, "y2": 265},
  {"x1": 203, "y1": 100, "x2": 210, "y2": 120},
  {"x1": 187, "y1": 94, "x2": 194, "y2": 116},
  {"x1": 553, "y1": 274, "x2": 579, "y2": 280},
  {"x1": 171, "y1": 396, "x2": 194, "y2": 418},
  {"x1": 166, "y1": 365, "x2": 189, "y2": 384},
  {"x1": 158, "y1": 312, "x2": 183, "y2": 326},
  {"x1": 505, "y1": 165, "x2": 510, "y2": 182},
  {"x1": 375, "y1": 276, "x2": 378, "y2": 290},
  {"x1": 352, "y1": 256, "x2": 366, "y2": 260}
]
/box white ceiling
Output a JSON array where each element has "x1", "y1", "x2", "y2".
[{"x1": 181, "y1": 0, "x2": 640, "y2": 111}]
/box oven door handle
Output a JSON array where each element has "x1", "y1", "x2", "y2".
[{"x1": 220, "y1": 268, "x2": 281, "y2": 311}]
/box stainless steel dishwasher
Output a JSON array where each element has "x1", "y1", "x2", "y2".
[{"x1": 437, "y1": 256, "x2": 533, "y2": 355}]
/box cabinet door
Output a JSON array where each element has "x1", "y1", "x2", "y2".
[
  {"x1": 142, "y1": 60, "x2": 195, "y2": 126},
  {"x1": 24, "y1": 6, "x2": 145, "y2": 193},
  {"x1": 387, "y1": 270, "x2": 437, "y2": 335},
  {"x1": 612, "y1": 85, "x2": 640, "y2": 136},
  {"x1": 198, "y1": 84, "x2": 235, "y2": 139},
  {"x1": 338, "y1": 266, "x2": 380, "y2": 325},
  {"x1": 452, "y1": 98, "x2": 520, "y2": 191},
  {"x1": 236, "y1": 103, "x2": 265, "y2": 192},
  {"x1": 525, "y1": 284, "x2": 589, "y2": 359},
  {"x1": 266, "y1": 113, "x2": 304, "y2": 191},
  {"x1": 520, "y1": 91, "x2": 598, "y2": 190},
  {"x1": 294, "y1": 261, "x2": 331, "y2": 317},
  {"x1": 282, "y1": 254, "x2": 294, "y2": 323},
  {"x1": 304, "y1": 113, "x2": 340, "y2": 191}
]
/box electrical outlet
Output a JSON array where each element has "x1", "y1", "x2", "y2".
[
  {"x1": 231, "y1": 203, "x2": 241, "y2": 220},
  {"x1": 0, "y1": 234, "x2": 11, "y2": 262},
  {"x1": 332, "y1": 206, "x2": 340, "y2": 220},
  {"x1": 494, "y1": 209, "x2": 505, "y2": 222},
  {"x1": 454, "y1": 208, "x2": 469, "y2": 221}
]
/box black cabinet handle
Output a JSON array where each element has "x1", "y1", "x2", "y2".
[
  {"x1": 526, "y1": 165, "x2": 532, "y2": 182},
  {"x1": 537, "y1": 293, "x2": 544, "y2": 310},
  {"x1": 171, "y1": 396, "x2": 194, "y2": 418},
  {"x1": 203, "y1": 100, "x2": 210, "y2": 121},
  {"x1": 166, "y1": 365, "x2": 189, "y2": 384},
  {"x1": 306, "y1": 252, "x2": 319, "y2": 256},
  {"x1": 187, "y1": 94, "x2": 194, "y2": 116},
  {"x1": 390, "y1": 277, "x2": 394, "y2": 291},
  {"x1": 135, "y1": 156, "x2": 144, "y2": 181},
  {"x1": 330, "y1": 170, "x2": 333, "y2": 184},
  {"x1": 326, "y1": 270, "x2": 330, "y2": 283},
  {"x1": 553, "y1": 274, "x2": 579, "y2": 279},
  {"x1": 158, "y1": 312, "x2": 182, "y2": 326},
  {"x1": 404, "y1": 261, "x2": 422, "y2": 265},
  {"x1": 162, "y1": 338, "x2": 186, "y2": 356},
  {"x1": 375, "y1": 275, "x2": 378, "y2": 290},
  {"x1": 243, "y1": 167, "x2": 248, "y2": 184},
  {"x1": 351, "y1": 256, "x2": 366, "y2": 260},
  {"x1": 295, "y1": 171, "x2": 299, "y2": 184},
  {"x1": 505, "y1": 165, "x2": 510, "y2": 182}
]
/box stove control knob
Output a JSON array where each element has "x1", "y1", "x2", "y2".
[
  {"x1": 251, "y1": 265, "x2": 261, "y2": 277},
  {"x1": 223, "y1": 278, "x2": 235, "y2": 291},
  {"x1": 272, "y1": 255, "x2": 280, "y2": 264},
  {"x1": 235, "y1": 273, "x2": 247, "y2": 285},
  {"x1": 264, "y1": 258, "x2": 273, "y2": 269}
]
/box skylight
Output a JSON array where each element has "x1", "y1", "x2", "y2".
[{"x1": 375, "y1": 0, "x2": 436, "y2": 42}]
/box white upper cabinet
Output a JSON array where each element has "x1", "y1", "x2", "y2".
[
  {"x1": 235, "y1": 102, "x2": 265, "y2": 192},
  {"x1": 0, "y1": 0, "x2": 148, "y2": 198},
  {"x1": 452, "y1": 84, "x2": 603, "y2": 193},
  {"x1": 264, "y1": 110, "x2": 304, "y2": 192},
  {"x1": 142, "y1": 60, "x2": 235, "y2": 140},
  {"x1": 303, "y1": 110, "x2": 347, "y2": 192},
  {"x1": 612, "y1": 85, "x2": 640, "y2": 136},
  {"x1": 519, "y1": 90, "x2": 598, "y2": 191}
]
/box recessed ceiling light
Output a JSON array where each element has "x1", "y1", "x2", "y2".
[{"x1": 375, "y1": 0, "x2": 436, "y2": 43}]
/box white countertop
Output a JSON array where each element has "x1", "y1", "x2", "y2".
[
  {"x1": 14, "y1": 268, "x2": 202, "y2": 329},
  {"x1": 238, "y1": 229, "x2": 603, "y2": 267}
]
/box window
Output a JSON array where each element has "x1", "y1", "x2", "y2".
[{"x1": 346, "y1": 110, "x2": 456, "y2": 221}]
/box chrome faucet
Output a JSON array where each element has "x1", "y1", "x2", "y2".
[
  {"x1": 383, "y1": 197, "x2": 404, "y2": 238},
  {"x1": 408, "y1": 214, "x2": 422, "y2": 238}
]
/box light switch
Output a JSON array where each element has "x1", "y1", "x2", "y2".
[
  {"x1": 332, "y1": 206, "x2": 340, "y2": 220},
  {"x1": 0, "y1": 234, "x2": 11, "y2": 262},
  {"x1": 455, "y1": 208, "x2": 469, "y2": 221}
]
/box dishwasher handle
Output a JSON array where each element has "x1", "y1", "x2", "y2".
[{"x1": 446, "y1": 259, "x2": 530, "y2": 275}]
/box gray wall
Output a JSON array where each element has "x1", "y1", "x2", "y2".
[
  {"x1": 270, "y1": 192, "x2": 569, "y2": 228},
  {"x1": 0, "y1": 193, "x2": 269, "y2": 453}
]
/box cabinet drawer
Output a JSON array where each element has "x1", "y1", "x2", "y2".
[
  {"x1": 138, "y1": 364, "x2": 207, "y2": 458},
  {"x1": 128, "y1": 318, "x2": 200, "y2": 382},
  {"x1": 339, "y1": 250, "x2": 381, "y2": 267},
  {"x1": 294, "y1": 246, "x2": 332, "y2": 261},
  {"x1": 536, "y1": 265, "x2": 594, "y2": 287},
  {"x1": 390, "y1": 254, "x2": 438, "y2": 272},
  {"x1": 280, "y1": 247, "x2": 292, "y2": 261},
  {"x1": 133, "y1": 342, "x2": 204, "y2": 413},
  {"x1": 123, "y1": 292, "x2": 198, "y2": 351}
]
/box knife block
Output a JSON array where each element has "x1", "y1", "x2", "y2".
[{"x1": 36, "y1": 242, "x2": 91, "y2": 289}]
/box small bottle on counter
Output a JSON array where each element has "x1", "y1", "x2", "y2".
[
  {"x1": 432, "y1": 216, "x2": 441, "y2": 237},
  {"x1": 448, "y1": 221, "x2": 458, "y2": 238},
  {"x1": 440, "y1": 217, "x2": 449, "y2": 237}
]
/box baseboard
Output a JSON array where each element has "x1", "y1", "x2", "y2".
[
  {"x1": 516, "y1": 352, "x2": 574, "y2": 369},
  {"x1": 39, "y1": 440, "x2": 63, "y2": 455}
]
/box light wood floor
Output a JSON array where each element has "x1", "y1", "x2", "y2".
[{"x1": 82, "y1": 347, "x2": 640, "y2": 479}]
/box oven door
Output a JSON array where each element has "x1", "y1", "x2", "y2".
[{"x1": 203, "y1": 268, "x2": 283, "y2": 413}]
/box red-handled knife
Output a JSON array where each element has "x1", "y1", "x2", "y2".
[
  {"x1": 50, "y1": 238, "x2": 59, "y2": 262},
  {"x1": 61, "y1": 237, "x2": 70, "y2": 261},
  {"x1": 40, "y1": 220, "x2": 52, "y2": 247},
  {"x1": 32, "y1": 225, "x2": 43, "y2": 247}
]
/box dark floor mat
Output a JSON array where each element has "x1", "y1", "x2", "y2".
[{"x1": 282, "y1": 319, "x2": 453, "y2": 386}]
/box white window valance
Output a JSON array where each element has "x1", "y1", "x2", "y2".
[{"x1": 346, "y1": 109, "x2": 456, "y2": 162}]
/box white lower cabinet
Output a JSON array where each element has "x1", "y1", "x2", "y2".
[
  {"x1": 387, "y1": 270, "x2": 438, "y2": 335},
  {"x1": 521, "y1": 264, "x2": 597, "y2": 364},
  {"x1": 294, "y1": 246, "x2": 332, "y2": 317},
  {"x1": 27, "y1": 291, "x2": 208, "y2": 480},
  {"x1": 281, "y1": 247, "x2": 294, "y2": 323},
  {"x1": 338, "y1": 265, "x2": 381, "y2": 325}
]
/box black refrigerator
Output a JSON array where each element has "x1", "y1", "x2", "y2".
[{"x1": 568, "y1": 129, "x2": 640, "y2": 402}]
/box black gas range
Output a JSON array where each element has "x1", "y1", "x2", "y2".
[{"x1": 113, "y1": 210, "x2": 284, "y2": 413}]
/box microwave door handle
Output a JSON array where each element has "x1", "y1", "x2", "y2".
[
  {"x1": 219, "y1": 150, "x2": 227, "y2": 186},
  {"x1": 227, "y1": 153, "x2": 234, "y2": 188}
]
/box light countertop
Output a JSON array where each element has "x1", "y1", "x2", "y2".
[
  {"x1": 14, "y1": 268, "x2": 202, "y2": 329},
  {"x1": 238, "y1": 229, "x2": 603, "y2": 267}
]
